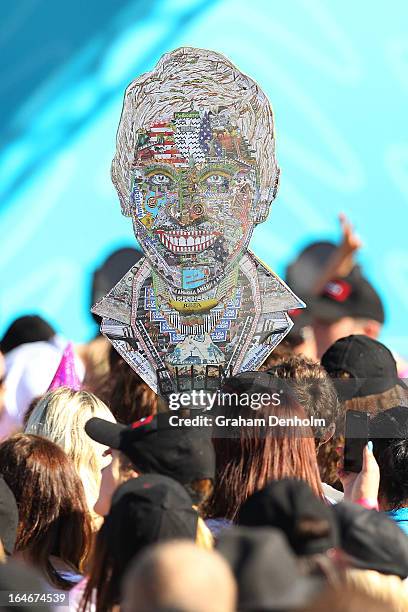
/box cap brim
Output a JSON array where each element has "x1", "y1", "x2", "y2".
[
  {"x1": 289, "y1": 307, "x2": 312, "y2": 329},
  {"x1": 85, "y1": 417, "x2": 126, "y2": 449},
  {"x1": 308, "y1": 296, "x2": 347, "y2": 323}
]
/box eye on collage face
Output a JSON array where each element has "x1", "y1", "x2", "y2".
[{"x1": 130, "y1": 110, "x2": 260, "y2": 291}]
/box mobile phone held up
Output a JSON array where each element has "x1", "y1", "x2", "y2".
[{"x1": 344, "y1": 410, "x2": 369, "y2": 473}]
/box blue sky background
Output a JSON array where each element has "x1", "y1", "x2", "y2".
[{"x1": 1, "y1": 0, "x2": 408, "y2": 352}]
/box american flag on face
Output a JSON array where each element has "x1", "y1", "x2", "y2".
[
  {"x1": 199, "y1": 113, "x2": 222, "y2": 157},
  {"x1": 145, "y1": 122, "x2": 188, "y2": 166}
]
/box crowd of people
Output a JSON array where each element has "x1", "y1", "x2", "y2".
[{"x1": 0, "y1": 219, "x2": 407, "y2": 611}]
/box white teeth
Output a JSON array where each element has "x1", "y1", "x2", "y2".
[{"x1": 157, "y1": 231, "x2": 216, "y2": 253}]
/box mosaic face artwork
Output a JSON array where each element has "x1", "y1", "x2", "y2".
[
  {"x1": 92, "y1": 48, "x2": 304, "y2": 396},
  {"x1": 130, "y1": 110, "x2": 258, "y2": 292}
]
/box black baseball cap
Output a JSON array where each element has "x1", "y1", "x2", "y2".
[
  {"x1": 85, "y1": 413, "x2": 215, "y2": 488},
  {"x1": 105, "y1": 474, "x2": 198, "y2": 559},
  {"x1": 0, "y1": 475, "x2": 18, "y2": 555},
  {"x1": 310, "y1": 274, "x2": 384, "y2": 324},
  {"x1": 91, "y1": 247, "x2": 143, "y2": 322},
  {"x1": 237, "y1": 479, "x2": 338, "y2": 556},
  {"x1": 217, "y1": 526, "x2": 323, "y2": 610},
  {"x1": 321, "y1": 335, "x2": 406, "y2": 399},
  {"x1": 285, "y1": 241, "x2": 338, "y2": 298},
  {"x1": 333, "y1": 501, "x2": 408, "y2": 578}
]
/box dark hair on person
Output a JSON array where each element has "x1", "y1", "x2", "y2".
[
  {"x1": 22, "y1": 396, "x2": 42, "y2": 426},
  {"x1": 371, "y1": 406, "x2": 408, "y2": 509},
  {"x1": 316, "y1": 438, "x2": 343, "y2": 491},
  {"x1": 267, "y1": 356, "x2": 339, "y2": 440},
  {"x1": 185, "y1": 479, "x2": 214, "y2": 512},
  {"x1": 205, "y1": 376, "x2": 323, "y2": 521},
  {"x1": 0, "y1": 315, "x2": 55, "y2": 354},
  {"x1": 267, "y1": 356, "x2": 341, "y2": 489},
  {"x1": 81, "y1": 515, "x2": 153, "y2": 612},
  {"x1": 258, "y1": 342, "x2": 294, "y2": 370},
  {"x1": 80, "y1": 521, "x2": 116, "y2": 612},
  {"x1": 102, "y1": 347, "x2": 157, "y2": 424},
  {"x1": 0, "y1": 434, "x2": 92, "y2": 590}
]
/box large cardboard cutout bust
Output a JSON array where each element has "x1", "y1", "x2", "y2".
[{"x1": 92, "y1": 47, "x2": 304, "y2": 395}]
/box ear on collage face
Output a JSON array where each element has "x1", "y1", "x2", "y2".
[
  {"x1": 253, "y1": 204, "x2": 272, "y2": 225},
  {"x1": 252, "y1": 168, "x2": 280, "y2": 225}
]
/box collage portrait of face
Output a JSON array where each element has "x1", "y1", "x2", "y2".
[
  {"x1": 93, "y1": 48, "x2": 303, "y2": 395},
  {"x1": 130, "y1": 110, "x2": 259, "y2": 294}
]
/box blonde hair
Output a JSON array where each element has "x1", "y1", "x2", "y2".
[
  {"x1": 344, "y1": 569, "x2": 408, "y2": 612},
  {"x1": 195, "y1": 515, "x2": 214, "y2": 551},
  {"x1": 24, "y1": 387, "x2": 115, "y2": 516},
  {"x1": 0, "y1": 540, "x2": 5, "y2": 564},
  {"x1": 112, "y1": 46, "x2": 279, "y2": 221}
]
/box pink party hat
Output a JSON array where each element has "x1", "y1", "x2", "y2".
[{"x1": 47, "y1": 342, "x2": 81, "y2": 391}]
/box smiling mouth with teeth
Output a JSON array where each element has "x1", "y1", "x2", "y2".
[{"x1": 156, "y1": 229, "x2": 217, "y2": 254}]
